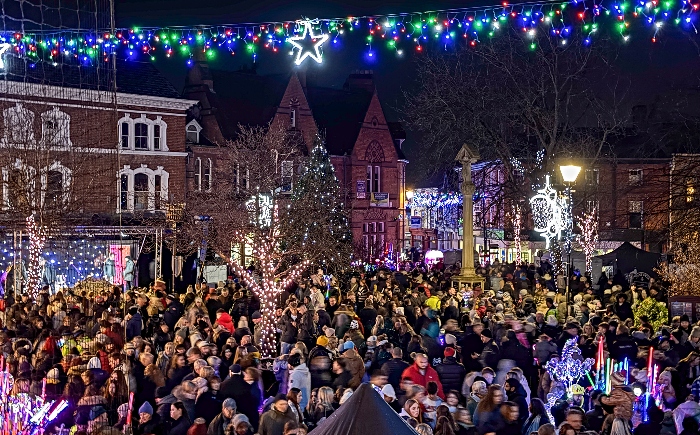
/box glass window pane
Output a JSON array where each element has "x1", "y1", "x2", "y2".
[{"x1": 135, "y1": 123, "x2": 148, "y2": 149}]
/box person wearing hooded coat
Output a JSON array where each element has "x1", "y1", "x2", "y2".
[
  {"x1": 436, "y1": 347, "x2": 467, "y2": 394},
  {"x1": 504, "y1": 378, "x2": 529, "y2": 427}
]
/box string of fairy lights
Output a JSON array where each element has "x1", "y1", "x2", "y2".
[{"x1": 1, "y1": 0, "x2": 700, "y2": 67}]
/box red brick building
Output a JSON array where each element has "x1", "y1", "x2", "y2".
[
  {"x1": 0, "y1": 58, "x2": 195, "y2": 223},
  {"x1": 183, "y1": 63, "x2": 408, "y2": 259}
]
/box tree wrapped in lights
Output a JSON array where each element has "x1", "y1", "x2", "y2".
[
  {"x1": 25, "y1": 215, "x2": 46, "y2": 296},
  {"x1": 288, "y1": 134, "x2": 352, "y2": 272},
  {"x1": 181, "y1": 124, "x2": 351, "y2": 357},
  {"x1": 657, "y1": 233, "x2": 700, "y2": 297},
  {"x1": 512, "y1": 205, "x2": 522, "y2": 264},
  {"x1": 577, "y1": 208, "x2": 598, "y2": 274}
]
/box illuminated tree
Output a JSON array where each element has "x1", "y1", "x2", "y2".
[
  {"x1": 182, "y1": 124, "x2": 351, "y2": 357},
  {"x1": 577, "y1": 208, "x2": 598, "y2": 274},
  {"x1": 657, "y1": 233, "x2": 700, "y2": 298}
]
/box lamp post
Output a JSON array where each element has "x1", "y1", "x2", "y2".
[{"x1": 559, "y1": 164, "x2": 581, "y2": 316}]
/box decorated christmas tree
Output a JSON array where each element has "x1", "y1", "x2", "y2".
[{"x1": 288, "y1": 134, "x2": 352, "y2": 271}]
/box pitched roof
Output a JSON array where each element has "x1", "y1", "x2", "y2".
[
  {"x1": 1, "y1": 56, "x2": 181, "y2": 99},
  {"x1": 191, "y1": 69, "x2": 406, "y2": 157}
]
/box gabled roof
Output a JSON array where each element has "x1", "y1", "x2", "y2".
[
  {"x1": 188, "y1": 68, "x2": 406, "y2": 158},
  {"x1": 1, "y1": 56, "x2": 181, "y2": 99}
]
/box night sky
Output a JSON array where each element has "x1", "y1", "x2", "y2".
[{"x1": 114, "y1": 0, "x2": 700, "y2": 184}]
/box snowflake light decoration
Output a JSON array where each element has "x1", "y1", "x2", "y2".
[{"x1": 530, "y1": 175, "x2": 567, "y2": 248}]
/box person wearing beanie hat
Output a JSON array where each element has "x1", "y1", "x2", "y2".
[
  {"x1": 316, "y1": 336, "x2": 329, "y2": 347},
  {"x1": 187, "y1": 418, "x2": 208, "y2": 435},
  {"x1": 232, "y1": 414, "x2": 254, "y2": 435},
  {"x1": 138, "y1": 401, "x2": 153, "y2": 416},
  {"x1": 137, "y1": 398, "x2": 161, "y2": 435},
  {"x1": 436, "y1": 346, "x2": 466, "y2": 394},
  {"x1": 208, "y1": 398, "x2": 238, "y2": 435},
  {"x1": 258, "y1": 393, "x2": 296, "y2": 435}
]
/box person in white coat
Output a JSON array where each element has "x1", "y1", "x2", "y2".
[{"x1": 287, "y1": 352, "x2": 311, "y2": 411}]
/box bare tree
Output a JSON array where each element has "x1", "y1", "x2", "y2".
[
  {"x1": 403, "y1": 29, "x2": 629, "y2": 242},
  {"x1": 181, "y1": 124, "x2": 351, "y2": 356}
]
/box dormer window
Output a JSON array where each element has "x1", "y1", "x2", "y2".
[
  {"x1": 186, "y1": 120, "x2": 202, "y2": 144},
  {"x1": 118, "y1": 114, "x2": 168, "y2": 151}
]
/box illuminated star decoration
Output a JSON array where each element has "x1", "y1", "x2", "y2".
[
  {"x1": 0, "y1": 43, "x2": 11, "y2": 69},
  {"x1": 288, "y1": 20, "x2": 328, "y2": 66}
]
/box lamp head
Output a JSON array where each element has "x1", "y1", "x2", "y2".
[{"x1": 559, "y1": 164, "x2": 581, "y2": 183}]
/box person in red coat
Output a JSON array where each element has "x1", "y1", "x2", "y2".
[
  {"x1": 401, "y1": 353, "x2": 445, "y2": 399},
  {"x1": 215, "y1": 309, "x2": 236, "y2": 334}
]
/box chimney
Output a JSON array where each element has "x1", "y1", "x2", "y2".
[
  {"x1": 185, "y1": 50, "x2": 214, "y2": 91},
  {"x1": 343, "y1": 70, "x2": 374, "y2": 93}
]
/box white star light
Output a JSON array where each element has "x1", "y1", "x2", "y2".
[
  {"x1": 0, "y1": 43, "x2": 11, "y2": 69},
  {"x1": 288, "y1": 21, "x2": 328, "y2": 66}
]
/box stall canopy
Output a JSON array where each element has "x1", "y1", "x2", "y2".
[
  {"x1": 309, "y1": 384, "x2": 418, "y2": 435},
  {"x1": 594, "y1": 242, "x2": 661, "y2": 279}
]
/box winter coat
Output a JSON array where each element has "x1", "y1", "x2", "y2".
[
  {"x1": 610, "y1": 334, "x2": 639, "y2": 363},
  {"x1": 382, "y1": 357, "x2": 410, "y2": 390},
  {"x1": 296, "y1": 311, "x2": 317, "y2": 346},
  {"x1": 436, "y1": 356, "x2": 467, "y2": 394},
  {"x1": 136, "y1": 413, "x2": 162, "y2": 435},
  {"x1": 288, "y1": 363, "x2": 311, "y2": 410},
  {"x1": 219, "y1": 374, "x2": 261, "y2": 431},
  {"x1": 168, "y1": 416, "x2": 191, "y2": 435},
  {"x1": 126, "y1": 312, "x2": 143, "y2": 340},
  {"x1": 402, "y1": 361, "x2": 445, "y2": 399},
  {"x1": 206, "y1": 412, "x2": 231, "y2": 435},
  {"x1": 308, "y1": 345, "x2": 333, "y2": 389},
  {"x1": 123, "y1": 259, "x2": 135, "y2": 281},
  {"x1": 195, "y1": 391, "x2": 222, "y2": 425},
  {"x1": 258, "y1": 407, "x2": 296, "y2": 435},
  {"x1": 279, "y1": 312, "x2": 299, "y2": 344},
  {"x1": 534, "y1": 340, "x2": 558, "y2": 365},
  {"x1": 163, "y1": 300, "x2": 184, "y2": 330},
  {"x1": 506, "y1": 380, "x2": 529, "y2": 426},
  {"x1": 103, "y1": 259, "x2": 115, "y2": 279},
  {"x1": 215, "y1": 312, "x2": 235, "y2": 334},
  {"x1": 339, "y1": 349, "x2": 365, "y2": 389}
]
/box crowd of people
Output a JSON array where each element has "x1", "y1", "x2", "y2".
[{"x1": 0, "y1": 259, "x2": 694, "y2": 435}]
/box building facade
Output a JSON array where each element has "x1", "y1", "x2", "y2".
[{"x1": 183, "y1": 64, "x2": 407, "y2": 260}]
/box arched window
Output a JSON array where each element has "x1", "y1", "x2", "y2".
[
  {"x1": 186, "y1": 120, "x2": 201, "y2": 144},
  {"x1": 120, "y1": 174, "x2": 129, "y2": 211},
  {"x1": 117, "y1": 165, "x2": 169, "y2": 213},
  {"x1": 194, "y1": 158, "x2": 202, "y2": 191},
  {"x1": 118, "y1": 114, "x2": 168, "y2": 151},
  {"x1": 134, "y1": 173, "x2": 149, "y2": 210},
  {"x1": 204, "y1": 158, "x2": 212, "y2": 191}
]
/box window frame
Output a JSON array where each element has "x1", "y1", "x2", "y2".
[
  {"x1": 117, "y1": 165, "x2": 170, "y2": 213},
  {"x1": 629, "y1": 169, "x2": 643, "y2": 186},
  {"x1": 118, "y1": 114, "x2": 168, "y2": 152},
  {"x1": 194, "y1": 158, "x2": 202, "y2": 192}
]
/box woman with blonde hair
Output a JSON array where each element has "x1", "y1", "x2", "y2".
[{"x1": 313, "y1": 386, "x2": 336, "y2": 424}]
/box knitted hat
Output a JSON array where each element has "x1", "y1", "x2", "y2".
[
  {"x1": 232, "y1": 414, "x2": 250, "y2": 429},
  {"x1": 444, "y1": 347, "x2": 456, "y2": 358},
  {"x1": 445, "y1": 334, "x2": 457, "y2": 346},
  {"x1": 316, "y1": 336, "x2": 329, "y2": 347},
  {"x1": 138, "y1": 402, "x2": 153, "y2": 415},
  {"x1": 350, "y1": 320, "x2": 359, "y2": 330},
  {"x1": 342, "y1": 341, "x2": 355, "y2": 351},
  {"x1": 89, "y1": 406, "x2": 108, "y2": 421},
  {"x1": 117, "y1": 403, "x2": 130, "y2": 418},
  {"x1": 546, "y1": 315, "x2": 558, "y2": 327},
  {"x1": 691, "y1": 326, "x2": 700, "y2": 339},
  {"x1": 223, "y1": 398, "x2": 237, "y2": 410}
]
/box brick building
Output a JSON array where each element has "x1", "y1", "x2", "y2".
[
  {"x1": 0, "y1": 58, "x2": 197, "y2": 286},
  {"x1": 183, "y1": 62, "x2": 408, "y2": 259}
]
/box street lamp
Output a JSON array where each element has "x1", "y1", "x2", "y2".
[{"x1": 559, "y1": 163, "x2": 581, "y2": 317}]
